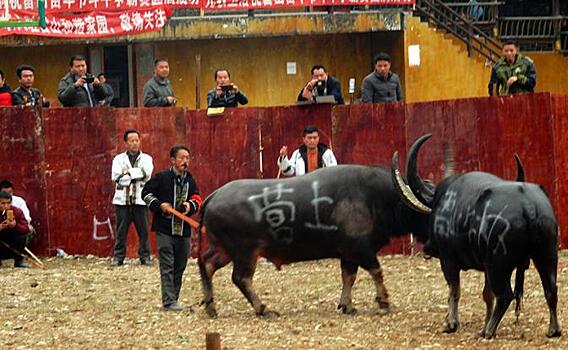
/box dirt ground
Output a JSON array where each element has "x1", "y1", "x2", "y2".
[{"x1": 1, "y1": 252, "x2": 567, "y2": 350}]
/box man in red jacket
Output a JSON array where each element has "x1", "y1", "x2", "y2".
[
  {"x1": 0, "y1": 191, "x2": 30, "y2": 267},
  {"x1": 0, "y1": 70, "x2": 13, "y2": 106}
]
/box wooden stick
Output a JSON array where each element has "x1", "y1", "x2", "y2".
[
  {"x1": 164, "y1": 206, "x2": 200, "y2": 230},
  {"x1": 0, "y1": 240, "x2": 44, "y2": 269},
  {"x1": 25, "y1": 247, "x2": 44, "y2": 268},
  {"x1": 205, "y1": 332, "x2": 222, "y2": 350}
]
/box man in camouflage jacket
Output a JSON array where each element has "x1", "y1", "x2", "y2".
[{"x1": 488, "y1": 41, "x2": 536, "y2": 96}]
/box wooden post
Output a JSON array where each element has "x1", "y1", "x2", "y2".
[
  {"x1": 195, "y1": 54, "x2": 201, "y2": 110},
  {"x1": 205, "y1": 332, "x2": 221, "y2": 350}
]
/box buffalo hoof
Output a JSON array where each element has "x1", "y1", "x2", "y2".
[
  {"x1": 376, "y1": 300, "x2": 390, "y2": 315},
  {"x1": 205, "y1": 304, "x2": 218, "y2": 318},
  {"x1": 547, "y1": 328, "x2": 562, "y2": 338},
  {"x1": 338, "y1": 304, "x2": 357, "y2": 315},
  {"x1": 259, "y1": 310, "x2": 281, "y2": 319},
  {"x1": 479, "y1": 329, "x2": 493, "y2": 339},
  {"x1": 442, "y1": 321, "x2": 459, "y2": 334}
]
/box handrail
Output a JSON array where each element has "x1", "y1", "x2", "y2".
[{"x1": 415, "y1": 0, "x2": 502, "y2": 63}]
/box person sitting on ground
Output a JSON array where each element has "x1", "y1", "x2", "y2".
[
  {"x1": 277, "y1": 125, "x2": 337, "y2": 176},
  {"x1": 0, "y1": 191, "x2": 30, "y2": 268}
]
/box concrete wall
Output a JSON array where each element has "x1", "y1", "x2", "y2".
[
  {"x1": 532, "y1": 52, "x2": 568, "y2": 94},
  {"x1": 403, "y1": 16, "x2": 490, "y2": 103},
  {"x1": 154, "y1": 32, "x2": 403, "y2": 108}
]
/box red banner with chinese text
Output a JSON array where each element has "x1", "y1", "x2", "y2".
[
  {"x1": 2, "y1": 0, "x2": 198, "y2": 14},
  {"x1": 203, "y1": 0, "x2": 415, "y2": 11},
  {"x1": 0, "y1": 7, "x2": 172, "y2": 37},
  {"x1": 2, "y1": 0, "x2": 414, "y2": 14},
  {"x1": 0, "y1": 0, "x2": 414, "y2": 37}
]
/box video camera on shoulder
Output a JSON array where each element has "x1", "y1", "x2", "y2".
[
  {"x1": 220, "y1": 84, "x2": 234, "y2": 92},
  {"x1": 84, "y1": 73, "x2": 95, "y2": 84}
]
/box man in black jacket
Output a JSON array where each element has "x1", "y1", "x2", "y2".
[
  {"x1": 12, "y1": 64, "x2": 49, "y2": 107},
  {"x1": 142, "y1": 145, "x2": 202, "y2": 311},
  {"x1": 297, "y1": 64, "x2": 344, "y2": 104},
  {"x1": 206, "y1": 68, "x2": 248, "y2": 108}
]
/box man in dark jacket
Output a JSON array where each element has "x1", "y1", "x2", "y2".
[
  {"x1": 297, "y1": 64, "x2": 344, "y2": 104},
  {"x1": 361, "y1": 52, "x2": 403, "y2": 103},
  {"x1": 488, "y1": 41, "x2": 536, "y2": 96},
  {"x1": 142, "y1": 145, "x2": 202, "y2": 311},
  {"x1": 0, "y1": 191, "x2": 30, "y2": 268},
  {"x1": 206, "y1": 68, "x2": 248, "y2": 108},
  {"x1": 0, "y1": 70, "x2": 13, "y2": 106},
  {"x1": 12, "y1": 64, "x2": 49, "y2": 107},
  {"x1": 97, "y1": 73, "x2": 114, "y2": 107},
  {"x1": 143, "y1": 58, "x2": 176, "y2": 107},
  {"x1": 57, "y1": 55, "x2": 106, "y2": 107}
]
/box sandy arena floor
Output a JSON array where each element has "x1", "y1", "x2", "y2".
[{"x1": 1, "y1": 252, "x2": 567, "y2": 349}]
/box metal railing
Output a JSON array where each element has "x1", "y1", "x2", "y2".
[
  {"x1": 445, "y1": 1, "x2": 502, "y2": 28},
  {"x1": 415, "y1": 0, "x2": 502, "y2": 63},
  {"x1": 498, "y1": 16, "x2": 567, "y2": 40},
  {"x1": 562, "y1": 31, "x2": 568, "y2": 53}
]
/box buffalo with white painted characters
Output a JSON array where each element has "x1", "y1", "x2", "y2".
[
  {"x1": 391, "y1": 134, "x2": 561, "y2": 339},
  {"x1": 197, "y1": 164, "x2": 430, "y2": 318}
]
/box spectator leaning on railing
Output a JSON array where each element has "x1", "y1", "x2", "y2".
[
  {"x1": 488, "y1": 41, "x2": 536, "y2": 96},
  {"x1": 361, "y1": 52, "x2": 403, "y2": 104}
]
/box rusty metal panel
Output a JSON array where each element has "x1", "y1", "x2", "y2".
[
  {"x1": 333, "y1": 102, "x2": 406, "y2": 167},
  {"x1": 43, "y1": 108, "x2": 116, "y2": 256},
  {"x1": 551, "y1": 94, "x2": 568, "y2": 248},
  {"x1": 186, "y1": 108, "x2": 261, "y2": 198},
  {"x1": 0, "y1": 107, "x2": 48, "y2": 254}
]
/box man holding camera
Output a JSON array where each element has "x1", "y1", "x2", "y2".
[
  {"x1": 12, "y1": 64, "x2": 50, "y2": 107},
  {"x1": 297, "y1": 64, "x2": 344, "y2": 105},
  {"x1": 206, "y1": 68, "x2": 248, "y2": 108},
  {"x1": 57, "y1": 55, "x2": 106, "y2": 107},
  {"x1": 0, "y1": 191, "x2": 30, "y2": 268}
]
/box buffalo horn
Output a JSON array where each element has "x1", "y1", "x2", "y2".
[{"x1": 391, "y1": 151, "x2": 432, "y2": 214}]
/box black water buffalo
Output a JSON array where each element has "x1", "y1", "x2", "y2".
[
  {"x1": 391, "y1": 134, "x2": 561, "y2": 339},
  {"x1": 198, "y1": 165, "x2": 429, "y2": 318}
]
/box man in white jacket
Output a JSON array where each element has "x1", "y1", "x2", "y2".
[
  {"x1": 277, "y1": 125, "x2": 337, "y2": 176},
  {"x1": 111, "y1": 129, "x2": 154, "y2": 266}
]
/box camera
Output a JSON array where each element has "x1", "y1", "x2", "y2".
[
  {"x1": 315, "y1": 80, "x2": 326, "y2": 95},
  {"x1": 220, "y1": 84, "x2": 234, "y2": 92},
  {"x1": 84, "y1": 73, "x2": 95, "y2": 84}
]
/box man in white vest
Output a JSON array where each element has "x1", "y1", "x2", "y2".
[
  {"x1": 277, "y1": 125, "x2": 337, "y2": 176},
  {"x1": 111, "y1": 129, "x2": 154, "y2": 266}
]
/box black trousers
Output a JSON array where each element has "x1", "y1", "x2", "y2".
[
  {"x1": 0, "y1": 231, "x2": 27, "y2": 263},
  {"x1": 156, "y1": 233, "x2": 189, "y2": 306},
  {"x1": 113, "y1": 205, "x2": 150, "y2": 261}
]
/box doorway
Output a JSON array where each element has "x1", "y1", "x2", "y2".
[{"x1": 104, "y1": 46, "x2": 130, "y2": 107}]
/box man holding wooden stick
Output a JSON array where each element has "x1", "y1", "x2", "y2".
[
  {"x1": 0, "y1": 191, "x2": 30, "y2": 268},
  {"x1": 142, "y1": 146, "x2": 202, "y2": 311}
]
